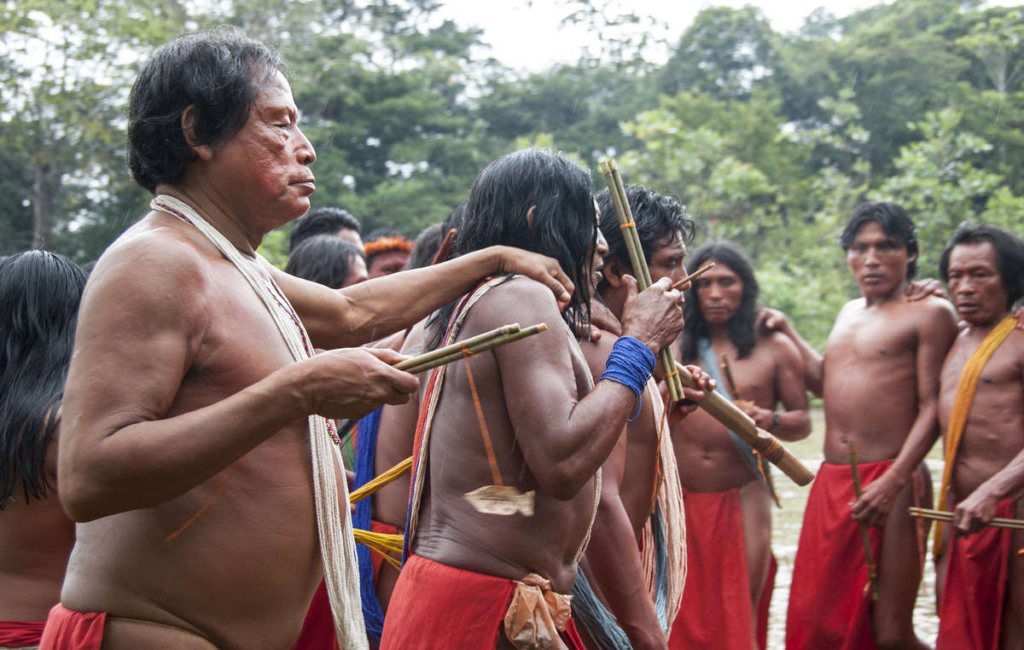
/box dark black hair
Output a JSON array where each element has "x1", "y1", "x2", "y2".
[
  {"x1": 1, "y1": 251, "x2": 86, "y2": 507},
  {"x1": 681, "y1": 240, "x2": 760, "y2": 362},
  {"x1": 127, "y1": 29, "x2": 283, "y2": 193},
  {"x1": 365, "y1": 227, "x2": 405, "y2": 243},
  {"x1": 940, "y1": 223, "x2": 1024, "y2": 309},
  {"x1": 840, "y1": 202, "x2": 919, "y2": 281},
  {"x1": 428, "y1": 148, "x2": 597, "y2": 347},
  {"x1": 290, "y1": 206, "x2": 361, "y2": 252},
  {"x1": 406, "y1": 223, "x2": 445, "y2": 270},
  {"x1": 284, "y1": 235, "x2": 365, "y2": 290},
  {"x1": 595, "y1": 185, "x2": 695, "y2": 292}
]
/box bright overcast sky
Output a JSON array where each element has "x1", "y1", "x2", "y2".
[{"x1": 435, "y1": 0, "x2": 1013, "y2": 72}]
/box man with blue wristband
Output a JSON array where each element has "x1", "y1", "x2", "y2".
[{"x1": 381, "y1": 149, "x2": 686, "y2": 650}]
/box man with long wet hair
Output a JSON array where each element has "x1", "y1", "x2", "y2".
[
  {"x1": 670, "y1": 240, "x2": 809, "y2": 650},
  {"x1": 381, "y1": 149, "x2": 686, "y2": 650},
  {"x1": 0, "y1": 251, "x2": 86, "y2": 649}
]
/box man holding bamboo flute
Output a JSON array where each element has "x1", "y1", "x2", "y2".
[
  {"x1": 667, "y1": 239, "x2": 810, "y2": 650},
  {"x1": 568, "y1": 185, "x2": 711, "y2": 650},
  {"x1": 44, "y1": 32, "x2": 579, "y2": 650},
  {"x1": 931, "y1": 224, "x2": 1024, "y2": 650},
  {"x1": 774, "y1": 202, "x2": 959, "y2": 650},
  {"x1": 379, "y1": 148, "x2": 687, "y2": 650}
]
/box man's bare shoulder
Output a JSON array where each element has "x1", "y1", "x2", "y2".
[
  {"x1": 83, "y1": 216, "x2": 215, "y2": 325},
  {"x1": 908, "y1": 295, "x2": 958, "y2": 321},
  {"x1": 471, "y1": 276, "x2": 562, "y2": 328},
  {"x1": 758, "y1": 330, "x2": 803, "y2": 364}
]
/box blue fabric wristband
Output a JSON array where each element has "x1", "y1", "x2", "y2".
[{"x1": 600, "y1": 336, "x2": 657, "y2": 421}]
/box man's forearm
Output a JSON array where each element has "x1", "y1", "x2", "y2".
[
  {"x1": 585, "y1": 496, "x2": 667, "y2": 650},
  {"x1": 326, "y1": 249, "x2": 497, "y2": 347},
  {"x1": 60, "y1": 365, "x2": 308, "y2": 522}
]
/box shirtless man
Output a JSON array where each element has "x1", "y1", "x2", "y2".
[
  {"x1": 43, "y1": 32, "x2": 574, "y2": 650},
  {"x1": 573, "y1": 185, "x2": 708, "y2": 649},
  {"x1": 0, "y1": 252, "x2": 85, "y2": 650},
  {"x1": 933, "y1": 224, "x2": 1024, "y2": 650},
  {"x1": 379, "y1": 148, "x2": 685, "y2": 650},
  {"x1": 668, "y1": 240, "x2": 810, "y2": 650},
  {"x1": 777, "y1": 202, "x2": 958, "y2": 650}
]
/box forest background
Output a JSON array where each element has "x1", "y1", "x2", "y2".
[{"x1": 3, "y1": 0, "x2": 1023, "y2": 347}]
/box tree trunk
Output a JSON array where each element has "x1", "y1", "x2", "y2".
[{"x1": 32, "y1": 163, "x2": 57, "y2": 250}]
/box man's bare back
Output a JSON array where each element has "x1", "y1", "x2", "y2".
[{"x1": 412, "y1": 279, "x2": 602, "y2": 594}]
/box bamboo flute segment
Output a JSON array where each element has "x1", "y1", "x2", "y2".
[
  {"x1": 600, "y1": 159, "x2": 683, "y2": 402},
  {"x1": 400, "y1": 324, "x2": 549, "y2": 375},
  {"x1": 394, "y1": 323, "x2": 520, "y2": 371},
  {"x1": 671, "y1": 262, "x2": 716, "y2": 291},
  {"x1": 909, "y1": 507, "x2": 1024, "y2": 530},
  {"x1": 849, "y1": 442, "x2": 880, "y2": 602}
]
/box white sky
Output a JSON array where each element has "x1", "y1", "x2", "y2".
[{"x1": 435, "y1": 0, "x2": 1013, "y2": 72}]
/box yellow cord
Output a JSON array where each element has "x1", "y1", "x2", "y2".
[{"x1": 349, "y1": 456, "x2": 413, "y2": 504}]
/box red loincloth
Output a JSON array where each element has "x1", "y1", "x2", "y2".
[
  {"x1": 669, "y1": 488, "x2": 774, "y2": 650},
  {"x1": 785, "y1": 460, "x2": 893, "y2": 650},
  {"x1": 38, "y1": 604, "x2": 105, "y2": 650},
  {"x1": 758, "y1": 552, "x2": 777, "y2": 650},
  {"x1": 380, "y1": 554, "x2": 585, "y2": 650},
  {"x1": 0, "y1": 620, "x2": 46, "y2": 647},
  {"x1": 936, "y1": 498, "x2": 1016, "y2": 650}
]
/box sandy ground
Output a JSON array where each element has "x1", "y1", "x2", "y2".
[{"x1": 764, "y1": 406, "x2": 944, "y2": 649}]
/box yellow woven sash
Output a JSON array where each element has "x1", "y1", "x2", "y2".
[{"x1": 933, "y1": 314, "x2": 1016, "y2": 557}]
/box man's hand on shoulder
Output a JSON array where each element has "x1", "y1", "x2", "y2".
[
  {"x1": 905, "y1": 278, "x2": 947, "y2": 301},
  {"x1": 618, "y1": 276, "x2": 684, "y2": 353},
  {"x1": 489, "y1": 245, "x2": 574, "y2": 311},
  {"x1": 293, "y1": 347, "x2": 419, "y2": 421}
]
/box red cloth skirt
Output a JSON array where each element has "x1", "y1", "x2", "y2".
[
  {"x1": 380, "y1": 554, "x2": 584, "y2": 650},
  {"x1": 669, "y1": 487, "x2": 774, "y2": 650},
  {"x1": 785, "y1": 460, "x2": 892, "y2": 650},
  {"x1": 368, "y1": 520, "x2": 401, "y2": 580},
  {"x1": 0, "y1": 620, "x2": 46, "y2": 647},
  {"x1": 936, "y1": 498, "x2": 1017, "y2": 650},
  {"x1": 38, "y1": 604, "x2": 105, "y2": 650}
]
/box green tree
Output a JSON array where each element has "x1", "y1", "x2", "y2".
[{"x1": 0, "y1": 0, "x2": 184, "y2": 254}]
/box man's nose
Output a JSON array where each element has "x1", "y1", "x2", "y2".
[
  {"x1": 296, "y1": 127, "x2": 316, "y2": 165},
  {"x1": 595, "y1": 229, "x2": 609, "y2": 257}
]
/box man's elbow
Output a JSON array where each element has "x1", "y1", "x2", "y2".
[
  {"x1": 537, "y1": 464, "x2": 592, "y2": 501},
  {"x1": 58, "y1": 461, "x2": 117, "y2": 522}
]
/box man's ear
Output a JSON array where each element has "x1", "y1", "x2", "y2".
[
  {"x1": 604, "y1": 257, "x2": 627, "y2": 288},
  {"x1": 526, "y1": 205, "x2": 537, "y2": 231},
  {"x1": 181, "y1": 105, "x2": 213, "y2": 160}
]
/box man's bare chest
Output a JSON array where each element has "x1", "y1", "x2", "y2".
[{"x1": 827, "y1": 310, "x2": 918, "y2": 365}]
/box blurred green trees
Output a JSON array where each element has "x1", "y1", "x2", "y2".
[{"x1": 2, "y1": 0, "x2": 1022, "y2": 347}]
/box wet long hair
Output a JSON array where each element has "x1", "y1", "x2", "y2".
[
  {"x1": 427, "y1": 148, "x2": 597, "y2": 348},
  {"x1": 0, "y1": 251, "x2": 86, "y2": 507},
  {"x1": 940, "y1": 223, "x2": 1024, "y2": 309},
  {"x1": 681, "y1": 240, "x2": 760, "y2": 362}
]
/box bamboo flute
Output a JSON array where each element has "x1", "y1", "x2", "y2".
[
  {"x1": 849, "y1": 442, "x2": 879, "y2": 601},
  {"x1": 909, "y1": 507, "x2": 1024, "y2": 530},
  {"x1": 600, "y1": 159, "x2": 683, "y2": 402},
  {"x1": 394, "y1": 323, "x2": 520, "y2": 371},
  {"x1": 398, "y1": 324, "x2": 548, "y2": 375},
  {"x1": 671, "y1": 262, "x2": 716, "y2": 291},
  {"x1": 598, "y1": 159, "x2": 815, "y2": 486}
]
